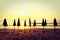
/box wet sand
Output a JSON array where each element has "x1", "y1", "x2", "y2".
[{"x1": 0, "y1": 28, "x2": 60, "y2": 40}]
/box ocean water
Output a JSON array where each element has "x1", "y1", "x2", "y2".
[{"x1": 0, "y1": 26, "x2": 60, "y2": 30}]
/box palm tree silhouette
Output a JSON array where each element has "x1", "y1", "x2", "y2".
[{"x1": 3, "y1": 18, "x2": 8, "y2": 33}]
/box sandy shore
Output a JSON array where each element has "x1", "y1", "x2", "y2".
[{"x1": 0, "y1": 28, "x2": 60, "y2": 40}]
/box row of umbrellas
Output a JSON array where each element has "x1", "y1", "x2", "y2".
[
  {"x1": 2, "y1": 18, "x2": 58, "y2": 33},
  {"x1": 3, "y1": 18, "x2": 58, "y2": 26},
  {"x1": 1, "y1": 18, "x2": 59, "y2": 38}
]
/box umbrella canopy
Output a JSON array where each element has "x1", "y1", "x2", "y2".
[
  {"x1": 53, "y1": 18, "x2": 57, "y2": 26},
  {"x1": 3, "y1": 18, "x2": 8, "y2": 26},
  {"x1": 17, "y1": 18, "x2": 20, "y2": 26},
  {"x1": 13, "y1": 19, "x2": 16, "y2": 26}
]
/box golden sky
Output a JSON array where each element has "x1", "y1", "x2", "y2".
[{"x1": 0, "y1": 0, "x2": 60, "y2": 25}]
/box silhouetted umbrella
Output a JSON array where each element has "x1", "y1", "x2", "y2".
[
  {"x1": 29, "y1": 18, "x2": 31, "y2": 38},
  {"x1": 29, "y1": 18, "x2": 31, "y2": 26},
  {"x1": 17, "y1": 18, "x2": 20, "y2": 34},
  {"x1": 42, "y1": 18, "x2": 46, "y2": 33},
  {"x1": 42, "y1": 18, "x2": 45, "y2": 30},
  {"x1": 42, "y1": 18, "x2": 45, "y2": 26},
  {"x1": 24, "y1": 20, "x2": 26, "y2": 26},
  {"x1": 42, "y1": 18, "x2": 47, "y2": 26},
  {"x1": 53, "y1": 18, "x2": 57, "y2": 34},
  {"x1": 13, "y1": 19, "x2": 16, "y2": 32},
  {"x1": 45, "y1": 19, "x2": 47, "y2": 26},
  {"x1": 24, "y1": 20, "x2": 26, "y2": 30},
  {"x1": 24, "y1": 20, "x2": 26, "y2": 35},
  {"x1": 33, "y1": 20, "x2": 36, "y2": 32},
  {"x1": 29, "y1": 18, "x2": 31, "y2": 31},
  {"x1": 3, "y1": 18, "x2": 8, "y2": 33},
  {"x1": 53, "y1": 18, "x2": 57, "y2": 26}
]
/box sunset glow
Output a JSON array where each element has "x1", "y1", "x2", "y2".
[{"x1": 0, "y1": 0, "x2": 60, "y2": 28}]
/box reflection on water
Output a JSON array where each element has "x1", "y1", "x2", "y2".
[
  {"x1": 0, "y1": 26, "x2": 60, "y2": 40},
  {"x1": 0, "y1": 26, "x2": 60, "y2": 30}
]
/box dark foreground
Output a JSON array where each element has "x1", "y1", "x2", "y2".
[{"x1": 0, "y1": 28, "x2": 60, "y2": 40}]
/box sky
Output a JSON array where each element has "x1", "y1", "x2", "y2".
[{"x1": 0, "y1": 0, "x2": 60, "y2": 25}]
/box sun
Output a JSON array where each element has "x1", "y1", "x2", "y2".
[{"x1": 20, "y1": 11, "x2": 25, "y2": 17}]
